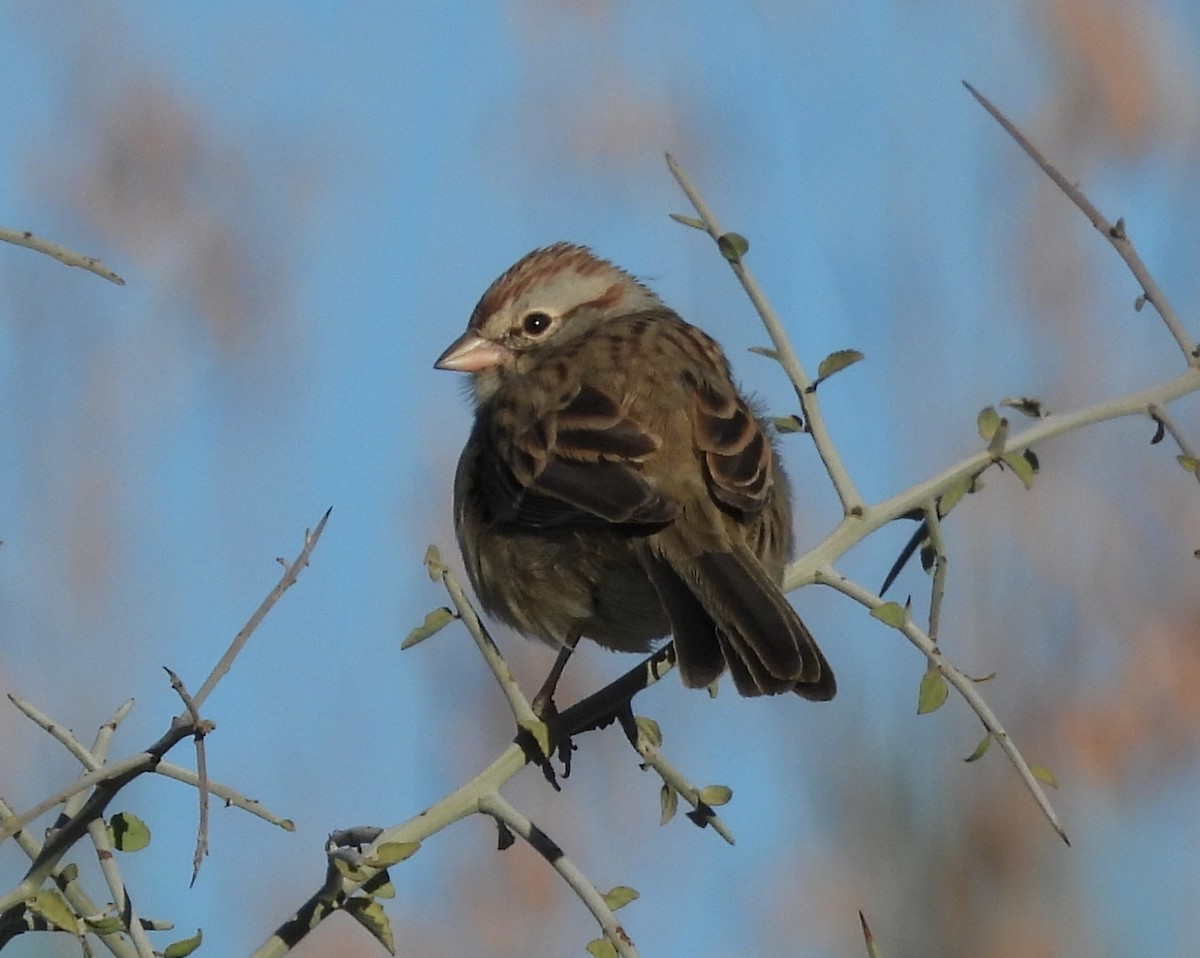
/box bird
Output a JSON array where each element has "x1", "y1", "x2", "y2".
[{"x1": 434, "y1": 242, "x2": 835, "y2": 700}]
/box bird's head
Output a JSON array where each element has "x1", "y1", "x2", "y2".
[{"x1": 435, "y1": 243, "x2": 661, "y2": 404}]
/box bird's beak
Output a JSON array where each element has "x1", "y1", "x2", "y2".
[{"x1": 434, "y1": 331, "x2": 511, "y2": 372}]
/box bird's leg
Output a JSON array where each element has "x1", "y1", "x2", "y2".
[{"x1": 532, "y1": 632, "x2": 581, "y2": 719}]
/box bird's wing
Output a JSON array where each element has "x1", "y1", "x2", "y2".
[
  {"x1": 483, "y1": 381, "x2": 677, "y2": 528},
  {"x1": 689, "y1": 376, "x2": 774, "y2": 514}
]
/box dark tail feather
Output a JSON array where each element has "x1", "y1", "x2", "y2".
[
  {"x1": 692, "y1": 551, "x2": 809, "y2": 680},
  {"x1": 791, "y1": 640, "x2": 836, "y2": 701},
  {"x1": 640, "y1": 553, "x2": 726, "y2": 690},
  {"x1": 643, "y1": 544, "x2": 836, "y2": 699},
  {"x1": 716, "y1": 628, "x2": 793, "y2": 695}
]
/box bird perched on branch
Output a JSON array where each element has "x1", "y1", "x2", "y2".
[{"x1": 435, "y1": 243, "x2": 834, "y2": 700}]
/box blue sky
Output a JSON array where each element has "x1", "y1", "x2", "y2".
[{"x1": 2, "y1": 3, "x2": 1200, "y2": 957}]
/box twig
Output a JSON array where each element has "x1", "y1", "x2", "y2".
[
  {"x1": 165, "y1": 668, "x2": 213, "y2": 886},
  {"x1": 0, "y1": 226, "x2": 126, "y2": 285},
  {"x1": 90, "y1": 699, "x2": 135, "y2": 765},
  {"x1": 425, "y1": 547, "x2": 547, "y2": 757},
  {"x1": 250, "y1": 743, "x2": 529, "y2": 958},
  {"x1": 786, "y1": 366, "x2": 1200, "y2": 589},
  {"x1": 0, "y1": 717, "x2": 196, "y2": 945},
  {"x1": 665, "y1": 153, "x2": 866, "y2": 517},
  {"x1": 432, "y1": 558, "x2": 733, "y2": 845},
  {"x1": 0, "y1": 797, "x2": 140, "y2": 958},
  {"x1": 1, "y1": 515, "x2": 328, "y2": 949},
  {"x1": 7, "y1": 694, "x2": 102, "y2": 770},
  {"x1": 922, "y1": 503, "x2": 948, "y2": 645},
  {"x1": 616, "y1": 710, "x2": 735, "y2": 845},
  {"x1": 668, "y1": 124, "x2": 1200, "y2": 842},
  {"x1": 8, "y1": 692, "x2": 289, "y2": 827},
  {"x1": 86, "y1": 817, "x2": 156, "y2": 958},
  {"x1": 192, "y1": 508, "x2": 331, "y2": 710},
  {"x1": 816, "y1": 566, "x2": 1068, "y2": 843},
  {"x1": 66, "y1": 698, "x2": 157, "y2": 953},
  {"x1": 155, "y1": 763, "x2": 294, "y2": 828},
  {"x1": 1149, "y1": 404, "x2": 1200, "y2": 487},
  {"x1": 253, "y1": 575, "x2": 727, "y2": 953},
  {"x1": 782, "y1": 371, "x2": 1199, "y2": 837},
  {"x1": 962, "y1": 81, "x2": 1197, "y2": 362},
  {"x1": 477, "y1": 790, "x2": 638, "y2": 958},
  {"x1": 1, "y1": 697, "x2": 169, "y2": 842},
  {"x1": 0, "y1": 738, "x2": 181, "y2": 863}
]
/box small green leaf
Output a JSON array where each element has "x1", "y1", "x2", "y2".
[
  {"x1": 964, "y1": 733, "x2": 992, "y2": 762},
  {"x1": 659, "y1": 784, "x2": 678, "y2": 825},
  {"x1": 333, "y1": 856, "x2": 365, "y2": 881},
  {"x1": 1000, "y1": 396, "x2": 1045, "y2": 418},
  {"x1": 697, "y1": 784, "x2": 733, "y2": 807},
  {"x1": 1030, "y1": 764, "x2": 1059, "y2": 788},
  {"x1": 587, "y1": 939, "x2": 618, "y2": 958},
  {"x1": 669, "y1": 212, "x2": 706, "y2": 230},
  {"x1": 363, "y1": 870, "x2": 396, "y2": 899},
  {"x1": 772, "y1": 415, "x2": 804, "y2": 434},
  {"x1": 422, "y1": 544, "x2": 446, "y2": 582},
  {"x1": 401, "y1": 607, "x2": 456, "y2": 649},
  {"x1": 938, "y1": 474, "x2": 975, "y2": 516},
  {"x1": 717, "y1": 232, "x2": 750, "y2": 262},
  {"x1": 603, "y1": 886, "x2": 640, "y2": 911},
  {"x1": 987, "y1": 417, "x2": 1010, "y2": 455},
  {"x1": 917, "y1": 668, "x2": 948, "y2": 714},
  {"x1": 749, "y1": 345, "x2": 780, "y2": 360},
  {"x1": 1002, "y1": 451, "x2": 1036, "y2": 489},
  {"x1": 368, "y1": 842, "x2": 421, "y2": 868},
  {"x1": 84, "y1": 914, "x2": 123, "y2": 935},
  {"x1": 108, "y1": 811, "x2": 150, "y2": 852},
  {"x1": 977, "y1": 406, "x2": 1001, "y2": 441},
  {"x1": 635, "y1": 715, "x2": 663, "y2": 748},
  {"x1": 969, "y1": 671, "x2": 997, "y2": 684},
  {"x1": 870, "y1": 602, "x2": 906, "y2": 628},
  {"x1": 1177, "y1": 455, "x2": 1200, "y2": 474},
  {"x1": 346, "y1": 897, "x2": 395, "y2": 954},
  {"x1": 816, "y1": 348, "x2": 864, "y2": 381},
  {"x1": 28, "y1": 889, "x2": 80, "y2": 935},
  {"x1": 163, "y1": 929, "x2": 204, "y2": 958}
]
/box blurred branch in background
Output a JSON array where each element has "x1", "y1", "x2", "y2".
[{"x1": 0, "y1": 226, "x2": 125, "y2": 284}]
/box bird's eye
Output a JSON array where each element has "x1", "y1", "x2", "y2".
[{"x1": 521, "y1": 312, "x2": 553, "y2": 336}]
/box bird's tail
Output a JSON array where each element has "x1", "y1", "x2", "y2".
[{"x1": 640, "y1": 540, "x2": 835, "y2": 700}]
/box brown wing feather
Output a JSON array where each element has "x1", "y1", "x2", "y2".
[
  {"x1": 484, "y1": 380, "x2": 675, "y2": 528},
  {"x1": 691, "y1": 380, "x2": 774, "y2": 513}
]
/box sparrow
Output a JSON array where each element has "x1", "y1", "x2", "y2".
[{"x1": 434, "y1": 243, "x2": 835, "y2": 700}]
